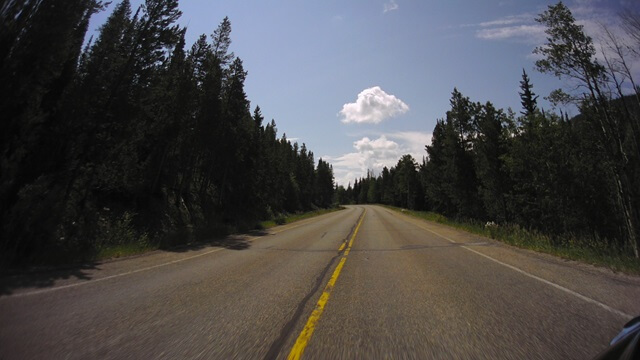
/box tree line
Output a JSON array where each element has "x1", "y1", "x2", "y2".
[
  {"x1": 339, "y1": 2, "x2": 640, "y2": 258},
  {"x1": 0, "y1": 0, "x2": 335, "y2": 266}
]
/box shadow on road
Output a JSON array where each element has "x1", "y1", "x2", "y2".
[
  {"x1": 164, "y1": 230, "x2": 269, "y2": 252},
  {"x1": 210, "y1": 235, "x2": 252, "y2": 250},
  {"x1": 0, "y1": 263, "x2": 98, "y2": 296},
  {"x1": 0, "y1": 230, "x2": 270, "y2": 296}
]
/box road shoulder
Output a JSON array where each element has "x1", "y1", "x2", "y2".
[{"x1": 380, "y1": 205, "x2": 640, "y2": 319}]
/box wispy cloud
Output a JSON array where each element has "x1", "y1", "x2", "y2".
[
  {"x1": 383, "y1": 0, "x2": 399, "y2": 13},
  {"x1": 463, "y1": 12, "x2": 545, "y2": 44},
  {"x1": 326, "y1": 131, "x2": 431, "y2": 186},
  {"x1": 339, "y1": 86, "x2": 409, "y2": 124},
  {"x1": 469, "y1": 1, "x2": 625, "y2": 45},
  {"x1": 477, "y1": 14, "x2": 533, "y2": 28},
  {"x1": 476, "y1": 24, "x2": 546, "y2": 42},
  {"x1": 471, "y1": 2, "x2": 640, "y2": 94}
]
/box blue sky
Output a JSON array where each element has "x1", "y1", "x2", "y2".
[{"x1": 89, "y1": 0, "x2": 640, "y2": 186}]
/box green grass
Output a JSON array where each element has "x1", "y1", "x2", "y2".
[
  {"x1": 258, "y1": 206, "x2": 345, "y2": 229},
  {"x1": 384, "y1": 205, "x2": 640, "y2": 275},
  {"x1": 97, "y1": 242, "x2": 158, "y2": 260}
]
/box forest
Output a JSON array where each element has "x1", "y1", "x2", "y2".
[
  {"x1": 0, "y1": 0, "x2": 335, "y2": 267},
  {"x1": 339, "y1": 3, "x2": 640, "y2": 259}
]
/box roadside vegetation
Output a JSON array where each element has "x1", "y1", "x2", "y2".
[
  {"x1": 340, "y1": 3, "x2": 640, "y2": 268},
  {"x1": 0, "y1": 1, "x2": 336, "y2": 268},
  {"x1": 91, "y1": 206, "x2": 345, "y2": 262}
]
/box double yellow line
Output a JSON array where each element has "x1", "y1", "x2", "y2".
[{"x1": 287, "y1": 209, "x2": 366, "y2": 360}]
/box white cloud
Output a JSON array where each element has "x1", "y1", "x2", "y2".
[
  {"x1": 383, "y1": 0, "x2": 399, "y2": 13},
  {"x1": 477, "y1": 14, "x2": 533, "y2": 28},
  {"x1": 326, "y1": 131, "x2": 431, "y2": 186},
  {"x1": 339, "y1": 86, "x2": 409, "y2": 124},
  {"x1": 387, "y1": 131, "x2": 432, "y2": 161},
  {"x1": 327, "y1": 135, "x2": 401, "y2": 186},
  {"x1": 463, "y1": 12, "x2": 546, "y2": 44},
  {"x1": 476, "y1": 24, "x2": 546, "y2": 43},
  {"x1": 532, "y1": 3, "x2": 640, "y2": 85},
  {"x1": 469, "y1": 2, "x2": 622, "y2": 46}
]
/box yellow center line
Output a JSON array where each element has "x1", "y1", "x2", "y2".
[{"x1": 287, "y1": 208, "x2": 366, "y2": 360}]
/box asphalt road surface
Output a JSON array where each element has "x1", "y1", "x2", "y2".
[{"x1": 1, "y1": 205, "x2": 639, "y2": 359}]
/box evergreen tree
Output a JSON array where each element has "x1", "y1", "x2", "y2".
[
  {"x1": 0, "y1": 5, "x2": 336, "y2": 266},
  {"x1": 444, "y1": 90, "x2": 482, "y2": 218},
  {"x1": 211, "y1": 16, "x2": 234, "y2": 66},
  {"x1": 473, "y1": 102, "x2": 510, "y2": 222},
  {"x1": 424, "y1": 120, "x2": 452, "y2": 214},
  {"x1": 393, "y1": 155, "x2": 421, "y2": 209},
  {"x1": 0, "y1": 0, "x2": 104, "y2": 264},
  {"x1": 315, "y1": 159, "x2": 335, "y2": 208},
  {"x1": 519, "y1": 69, "x2": 538, "y2": 117},
  {"x1": 380, "y1": 167, "x2": 394, "y2": 205}
]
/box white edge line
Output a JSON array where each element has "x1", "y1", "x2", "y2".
[
  {"x1": 3, "y1": 209, "x2": 352, "y2": 298},
  {"x1": 462, "y1": 246, "x2": 633, "y2": 319},
  {"x1": 389, "y1": 208, "x2": 633, "y2": 320}
]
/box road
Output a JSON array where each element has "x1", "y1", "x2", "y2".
[{"x1": 1, "y1": 205, "x2": 639, "y2": 359}]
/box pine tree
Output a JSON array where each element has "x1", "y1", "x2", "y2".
[
  {"x1": 424, "y1": 120, "x2": 451, "y2": 214},
  {"x1": 473, "y1": 102, "x2": 510, "y2": 222},
  {"x1": 519, "y1": 69, "x2": 538, "y2": 117},
  {"x1": 0, "y1": 3, "x2": 337, "y2": 266},
  {"x1": 445, "y1": 90, "x2": 481, "y2": 218},
  {"x1": 0, "y1": 0, "x2": 104, "y2": 265},
  {"x1": 211, "y1": 16, "x2": 234, "y2": 66},
  {"x1": 393, "y1": 155, "x2": 421, "y2": 209},
  {"x1": 315, "y1": 159, "x2": 335, "y2": 208}
]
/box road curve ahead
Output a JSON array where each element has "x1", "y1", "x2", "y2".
[{"x1": 1, "y1": 205, "x2": 639, "y2": 359}]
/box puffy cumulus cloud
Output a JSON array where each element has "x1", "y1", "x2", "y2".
[
  {"x1": 326, "y1": 131, "x2": 431, "y2": 186},
  {"x1": 353, "y1": 136, "x2": 401, "y2": 170},
  {"x1": 387, "y1": 131, "x2": 433, "y2": 160},
  {"x1": 339, "y1": 86, "x2": 409, "y2": 124},
  {"x1": 327, "y1": 136, "x2": 401, "y2": 186}
]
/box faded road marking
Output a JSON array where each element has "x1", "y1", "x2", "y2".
[{"x1": 287, "y1": 209, "x2": 366, "y2": 360}]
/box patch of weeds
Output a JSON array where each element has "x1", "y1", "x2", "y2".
[{"x1": 95, "y1": 211, "x2": 153, "y2": 260}]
